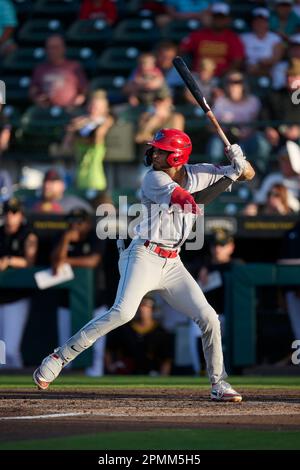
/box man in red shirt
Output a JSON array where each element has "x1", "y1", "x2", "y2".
[
  {"x1": 79, "y1": 0, "x2": 118, "y2": 24},
  {"x1": 29, "y1": 35, "x2": 88, "y2": 109},
  {"x1": 180, "y1": 2, "x2": 245, "y2": 77}
]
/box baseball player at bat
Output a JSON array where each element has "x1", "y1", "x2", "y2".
[{"x1": 33, "y1": 128, "x2": 253, "y2": 402}]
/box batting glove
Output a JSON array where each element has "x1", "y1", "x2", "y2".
[
  {"x1": 225, "y1": 144, "x2": 246, "y2": 162},
  {"x1": 231, "y1": 155, "x2": 248, "y2": 176},
  {"x1": 222, "y1": 157, "x2": 248, "y2": 181}
]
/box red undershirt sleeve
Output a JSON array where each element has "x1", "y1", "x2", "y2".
[{"x1": 170, "y1": 186, "x2": 201, "y2": 215}]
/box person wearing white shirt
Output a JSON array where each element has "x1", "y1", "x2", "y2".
[
  {"x1": 272, "y1": 34, "x2": 300, "y2": 89},
  {"x1": 241, "y1": 8, "x2": 284, "y2": 76},
  {"x1": 255, "y1": 140, "x2": 300, "y2": 212}
]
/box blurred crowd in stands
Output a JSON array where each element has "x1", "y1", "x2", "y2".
[{"x1": 1, "y1": 0, "x2": 300, "y2": 374}]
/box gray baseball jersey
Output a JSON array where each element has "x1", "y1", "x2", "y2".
[{"x1": 135, "y1": 163, "x2": 229, "y2": 248}]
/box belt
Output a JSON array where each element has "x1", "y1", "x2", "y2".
[{"x1": 144, "y1": 240, "x2": 178, "y2": 258}]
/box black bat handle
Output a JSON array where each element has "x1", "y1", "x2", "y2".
[{"x1": 173, "y1": 56, "x2": 211, "y2": 113}]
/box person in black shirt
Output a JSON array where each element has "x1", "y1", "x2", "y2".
[
  {"x1": 51, "y1": 207, "x2": 104, "y2": 371},
  {"x1": 106, "y1": 296, "x2": 172, "y2": 375},
  {"x1": 0, "y1": 197, "x2": 38, "y2": 367}
]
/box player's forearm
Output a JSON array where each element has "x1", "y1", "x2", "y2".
[{"x1": 193, "y1": 176, "x2": 233, "y2": 204}]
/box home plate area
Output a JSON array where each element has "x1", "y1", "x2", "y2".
[{"x1": 0, "y1": 387, "x2": 299, "y2": 443}]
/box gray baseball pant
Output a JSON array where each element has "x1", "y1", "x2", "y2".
[{"x1": 58, "y1": 239, "x2": 227, "y2": 384}]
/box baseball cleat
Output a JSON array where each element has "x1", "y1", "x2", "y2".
[
  {"x1": 33, "y1": 351, "x2": 64, "y2": 391},
  {"x1": 211, "y1": 380, "x2": 242, "y2": 402},
  {"x1": 33, "y1": 368, "x2": 50, "y2": 391}
]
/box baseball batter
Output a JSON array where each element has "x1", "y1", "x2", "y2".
[{"x1": 33, "y1": 128, "x2": 253, "y2": 402}]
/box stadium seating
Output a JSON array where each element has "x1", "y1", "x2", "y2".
[
  {"x1": 16, "y1": 105, "x2": 72, "y2": 154},
  {"x1": 18, "y1": 19, "x2": 65, "y2": 45},
  {"x1": 2, "y1": 105, "x2": 22, "y2": 128},
  {"x1": 33, "y1": 0, "x2": 80, "y2": 23},
  {"x1": 97, "y1": 46, "x2": 140, "y2": 74},
  {"x1": 4, "y1": 76, "x2": 31, "y2": 107},
  {"x1": 66, "y1": 47, "x2": 97, "y2": 76},
  {"x1": 118, "y1": 104, "x2": 148, "y2": 124},
  {"x1": 90, "y1": 76, "x2": 127, "y2": 104},
  {"x1": 248, "y1": 76, "x2": 272, "y2": 98},
  {"x1": 112, "y1": 18, "x2": 161, "y2": 48},
  {"x1": 2, "y1": 46, "x2": 97, "y2": 78},
  {"x1": 111, "y1": 187, "x2": 139, "y2": 206},
  {"x1": 2, "y1": 47, "x2": 46, "y2": 73},
  {"x1": 13, "y1": 0, "x2": 34, "y2": 22},
  {"x1": 66, "y1": 19, "x2": 112, "y2": 48},
  {"x1": 161, "y1": 19, "x2": 202, "y2": 43},
  {"x1": 105, "y1": 120, "x2": 136, "y2": 163}
]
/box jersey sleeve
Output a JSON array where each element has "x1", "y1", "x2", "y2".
[
  {"x1": 187, "y1": 163, "x2": 233, "y2": 193},
  {"x1": 142, "y1": 170, "x2": 179, "y2": 205}
]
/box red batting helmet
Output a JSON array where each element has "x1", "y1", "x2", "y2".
[{"x1": 145, "y1": 128, "x2": 192, "y2": 167}]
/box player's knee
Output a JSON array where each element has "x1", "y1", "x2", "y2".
[
  {"x1": 113, "y1": 302, "x2": 136, "y2": 325},
  {"x1": 199, "y1": 307, "x2": 221, "y2": 335}
]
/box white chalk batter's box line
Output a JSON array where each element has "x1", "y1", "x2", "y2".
[{"x1": 1, "y1": 409, "x2": 300, "y2": 420}]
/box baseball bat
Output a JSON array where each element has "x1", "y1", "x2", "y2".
[{"x1": 173, "y1": 56, "x2": 231, "y2": 149}]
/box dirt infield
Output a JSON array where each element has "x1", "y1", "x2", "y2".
[{"x1": 0, "y1": 387, "x2": 299, "y2": 442}]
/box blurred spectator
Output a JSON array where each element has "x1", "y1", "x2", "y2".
[
  {"x1": 184, "y1": 58, "x2": 220, "y2": 105},
  {"x1": 163, "y1": 0, "x2": 215, "y2": 26},
  {"x1": 245, "y1": 182, "x2": 295, "y2": 215},
  {"x1": 272, "y1": 33, "x2": 300, "y2": 89},
  {"x1": 154, "y1": 41, "x2": 183, "y2": 94},
  {"x1": 241, "y1": 8, "x2": 284, "y2": 77},
  {"x1": 79, "y1": 0, "x2": 118, "y2": 24},
  {"x1": 197, "y1": 229, "x2": 236, "y2": 325},
  {"x1": 255, "y1": 140, "x2": 300, "y2": 212},
  {"x1": 106, "y1": 296, "x2": 172, "y2": 375},
  {"x1": 31, "y1": 169, "x2": 92, "y2": 213},
  {"x1": 55, "y1": 90, "x2": 114, "y2": 192},
  {"x1": 165, "y1": 0, "x2": 214, "y2": 20},
  {"x1": 180, "y1": 2, "x2": 245, "y2": 76},
  {"x1": 270, "y1": 0, "x2": 300, "y2": 40},
  {"x1": 0, "y1": 170, "x2": 12, "y2": 203},
  {"x1": 279, "y1": 220, "x2": 300, "y2": 347},
  {"x1": 206, "y1": 71, "x2": 269, "y2": 170},
  {"x1": 0, "y1": 198, "x2": 38, "y2": 368},
  {"x1": 242, "y1": 202, "x2": 260, "y2": 216},
  {"x1": 263, "y1": 183, "x2": 295, "y2": 214},
  {"x1": 52, "y1": 208, "x2": 101, "y2": 273},
  {"x1": 0, "y1": 105, "x2": 11, "y2": 156},
  {"x1": 123, "y1": 52, "x2": 170, "y2": 107},
  {"x1": 153, "y1": 294, "x2": 188, "y2": 374},
  {"x1": 262, "y1": 58, "x2": 300, "y2": 151},
  {"x1": 0, "y1": 0, "x2": 17, "y2": 59},
  {"x1": 294, "y1": 0, "x2": 300, "y2": 17},
  {"x1": 143, "y1": 0, "x2": 168, "y2": 15},
  {"x1": 29, "y1": 35, "x2": 88, "y2": 109},
  {"x1": 0, "y1": 104, "x2": 13, "y2": 203},
  {"x1": 249, "y1": 0, "x2": 270, "y2": 5},
  {"x1": 190, "y1": 228, "x2": 237, "y2": 374},
  {"x1": 135, "y1": 91, "x2": 184, "y2": 144},
  {"x1": 51, "y1": 208, "x2": 105, "y2": 372}
]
